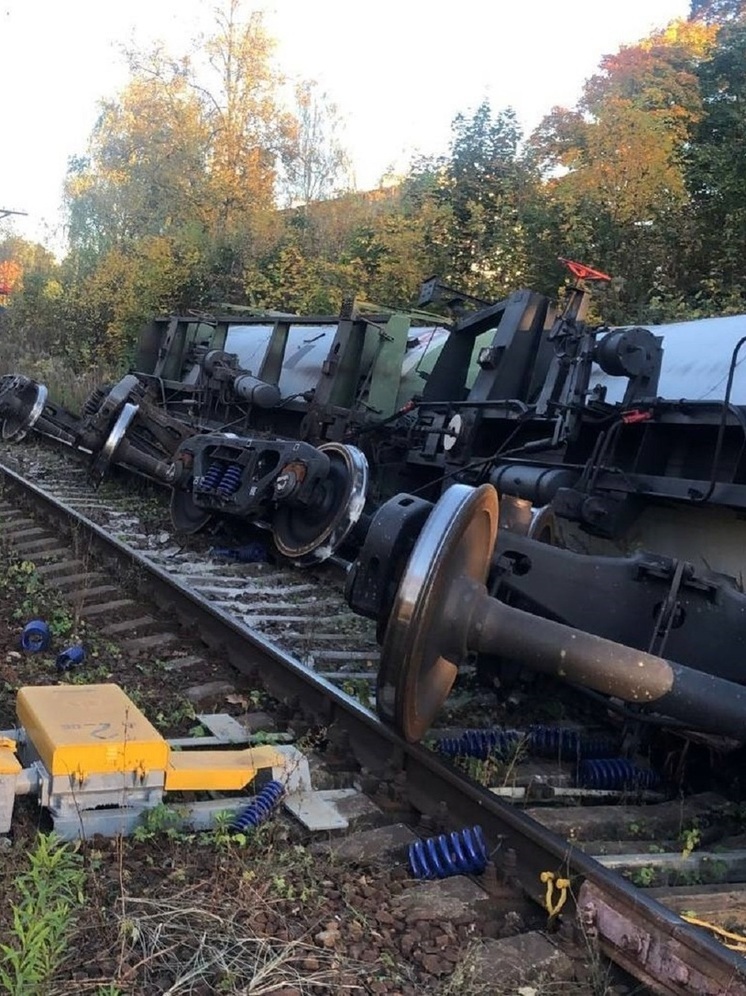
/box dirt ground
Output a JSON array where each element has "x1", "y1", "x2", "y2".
[{"x1": 0, "y1": 538, "x2": 540, "y2": 995}]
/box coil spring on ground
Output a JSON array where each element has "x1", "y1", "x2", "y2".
[
  {"x1": 217, "y1": 464, "x2": 242, "y2": 496},
  {"x1": 409, "y1": 825, "x2": 488, "y2": 879},
  {"x1": 578, "y1": 758, "x2": 661, "y2": 790},
  {"x1": 436, "y1": 726, "x2": 619, "y2": 761},
  {"x1": 436, "y1": 729, "x2": 521, "y2": 760},
  {"x1": 230, "y1": 780, "x2": 285, "y2": 832},
  {"x1": 202, "y1": 462, "x2": 225, "y2": 491},
  {"x1": 528, "y1": 726, "x2": 619, "y2": 759}
]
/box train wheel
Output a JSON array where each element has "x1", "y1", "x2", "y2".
[
  {"x1": 0, "y1": 376, "x2": 48, "y2": 442},
  {"x1": 89, "y1": 403, "x2": 139, "y2": 485},
  {"x1": 376, "y1": 483, "x2": 498, "y2": 743},
  {"x1": 272, "y1": 442, "x2": 368, "y2": 566},
  {"x1": 526, "y1": 505, "x2": 561, "y2": 546},
  {"x1": 498, "y1": 495, "x2": 561, "y2": 547},
  {"x1": 170, "y1": 484, "x2": 214, "y2": 534}
]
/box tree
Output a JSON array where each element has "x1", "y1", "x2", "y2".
[
  {"x1": 582, "y1": 20, "x2": 715, "y2": 135},
  {"x1": 526, "y1": 20, "x2": 717, "y2": 319},
  {"x1": 690, "y1": 0, "x2": 745, "y2": 24},
  {"x1": 196, "y1": 2, "x2": 291, "y2": 234},
  {"x1": 65, "y1": 62, "x2": 210, "y2": 260},
  {"x1": 279, "y1": 81, "x2": 353, "y2": 208},
  {"x1": 0, "y1": 235, "x2": 66, "y2": 358},
  {"x1": 61, "y1": 2, "x2": 297, "y2": 360},
  {"x1": 684, "y1": 18, "x2": 746, "y2": 301},
  {"x1": 422, "y1": 102, "x2": 539, "y2": 299},
  {"x1": 66, "y1": 4, "x2": 288, "y2": 252}
]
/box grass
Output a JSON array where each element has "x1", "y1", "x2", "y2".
[
  {"x1": 113, "y1": 894, "x2": 344, "y2": 995},
  {"x1": 0, "y1": 552, "x2": 122, "y2": 702},
  {"x1": 0, "y1": 339, "x2": 118, "y2": 414},
  {"x1": 0, "y1": 835, "x2": 85, "y2": 996}
]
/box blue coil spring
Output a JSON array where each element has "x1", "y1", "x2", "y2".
[
  {"x1": 21, "y1": 619, "x2": 51, "y2": 652},
  {"x1": 436, "y1": 728, "x2": 521, "y2": 760},
  {"x1": 528, "y1": 725, "x2": 580, "y2": 755},
  {"x1": 409, "y1": 825, "x2": 488, "y2": 879},
  {"x1": 436, "y1": 726, "x2": 621, "y2": 762},
  {"x1": 578, "y1": 735, "x2": 620, "y2": 759},
  {"x1": 528, "y1": 726, "x2": 619, "y2": 759},
  {"x1": 230, "y1": 780, "x2": 285, "y2": 831},
  {"x1": 217, "y1": 464, "x2": 242, "y2": 496},
  {"x1": 579, "y1": 757, "x2": 661, "y2": 791},
  {"x1": 202, "y1": 462, "x2": 225, "y2": 491}
]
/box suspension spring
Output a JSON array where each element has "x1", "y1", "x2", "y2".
[
  {"x1": 436, "y1": 726, "x2": 618, "y2": 761},
  {"x1": 578, "y1": 758, "x2": 661, "y2": 791},
  {"x1": 528, "y1": 725, "x2": 619, "y2": 759},
  {"x1": 217, "y1": 463, "x2": 243, "y2": 496},
  {"x1": 230, "y1": 780, "x2": 285, "y2": 831},
  {"x1": 201, "y1": 462, "x2": 225, "y2": 491},
  {"x1": 435, "y1": 729, "x2": 521, "y2": 760},
  {"x1": 409, "y1": 825, "x2": 489, "y2": 879}
]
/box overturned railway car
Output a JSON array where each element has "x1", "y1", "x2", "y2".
[{"x1": 3, "y1": 269, "x2": 746, "y2": 743}]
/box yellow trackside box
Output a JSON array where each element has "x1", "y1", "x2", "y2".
[{"x1": 16, "y1": 684, "x2": 169, "y2": 777}]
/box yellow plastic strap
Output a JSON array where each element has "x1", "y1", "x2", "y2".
[
  {"x1": 552, "y1": 878, "x2": 570, "y2": 916},
  {"x1": 682, "y1": 914, "x2": 746, "y2": 951}
]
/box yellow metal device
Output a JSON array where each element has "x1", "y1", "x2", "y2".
[
  {"x1": 3, "y1": 683, "x2": 350, "y2": 840},
  {"x1": 17, "y1": 684, "x2": 169, "y2": 779},
  {"x1": 16, "y1": 684, "x2": 284, "y2": 792},
  {"x1": 165, "y1": 746, "x2": 285, "y2": 792},
  {"x1": 0, "y1": 737, "x2": 20, "y2": 775}
]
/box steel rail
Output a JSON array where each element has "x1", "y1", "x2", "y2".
[{"x1": 0, "y1": 458, "x2": 744, "y2": 995}]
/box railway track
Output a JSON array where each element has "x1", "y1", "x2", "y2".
[{"x1": 1, "y1": 441, "x2": 746, "y2": 994}]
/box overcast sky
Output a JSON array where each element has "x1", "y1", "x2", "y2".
[{"x1": 1, "y1": 0, "x2": 690, "y2": 249}]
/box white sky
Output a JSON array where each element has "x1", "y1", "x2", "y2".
[{"x1": 1, "y1": 0, "x2": 690, "y2": 250}]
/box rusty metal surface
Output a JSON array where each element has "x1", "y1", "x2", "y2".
[{"x1": 579, "y1": 880, "x2": 746, "y2": 996}]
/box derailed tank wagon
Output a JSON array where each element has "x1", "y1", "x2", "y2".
[
  {"x1": 0, "y1": 297, "x2": 464, "y2": 559},
  {"x1": 3, "y1": 261, "x2": 746, "y2": 746}
]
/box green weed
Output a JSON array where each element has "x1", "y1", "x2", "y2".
[
  {"x1": 680, "y1": 827, "x2": 702, "y2": 859},
  {"x1": 132, "y1": 804, "x2": 186, "y2": 842},
  {"x1": 0, "y1": 834, "x2": 85, "y2": 995},
  {"x1": 630, "y1": 866, "x2": 656, "y2": 887}
]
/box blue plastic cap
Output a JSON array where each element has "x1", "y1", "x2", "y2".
[
  {"x1": 21, "y1": 619, "x2": 51, "y2": 652},
  {"x1": 55, "y1": 646, "x2": 86, "y2": 673}
]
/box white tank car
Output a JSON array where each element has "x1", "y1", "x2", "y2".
[
  {"x1": 224, "y1": 313, "x2": 746, "y2": 577},
  {"x1": 571, "y1": 314, "x2": 746, "y2": 577},
  {"x1": 224, "y1": 323, "x2": 457, "y2": 410},
  {"x1": 591, "y1": 314, "x2": 746, "y2": 404}
]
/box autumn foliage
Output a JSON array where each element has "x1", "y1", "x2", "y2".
[
  {"x1": 0, "y1": 260, "x2": 21, "y2": 300},
  {"x1": 2, "y1": 0, "x2": 746, "y2": 374}
]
